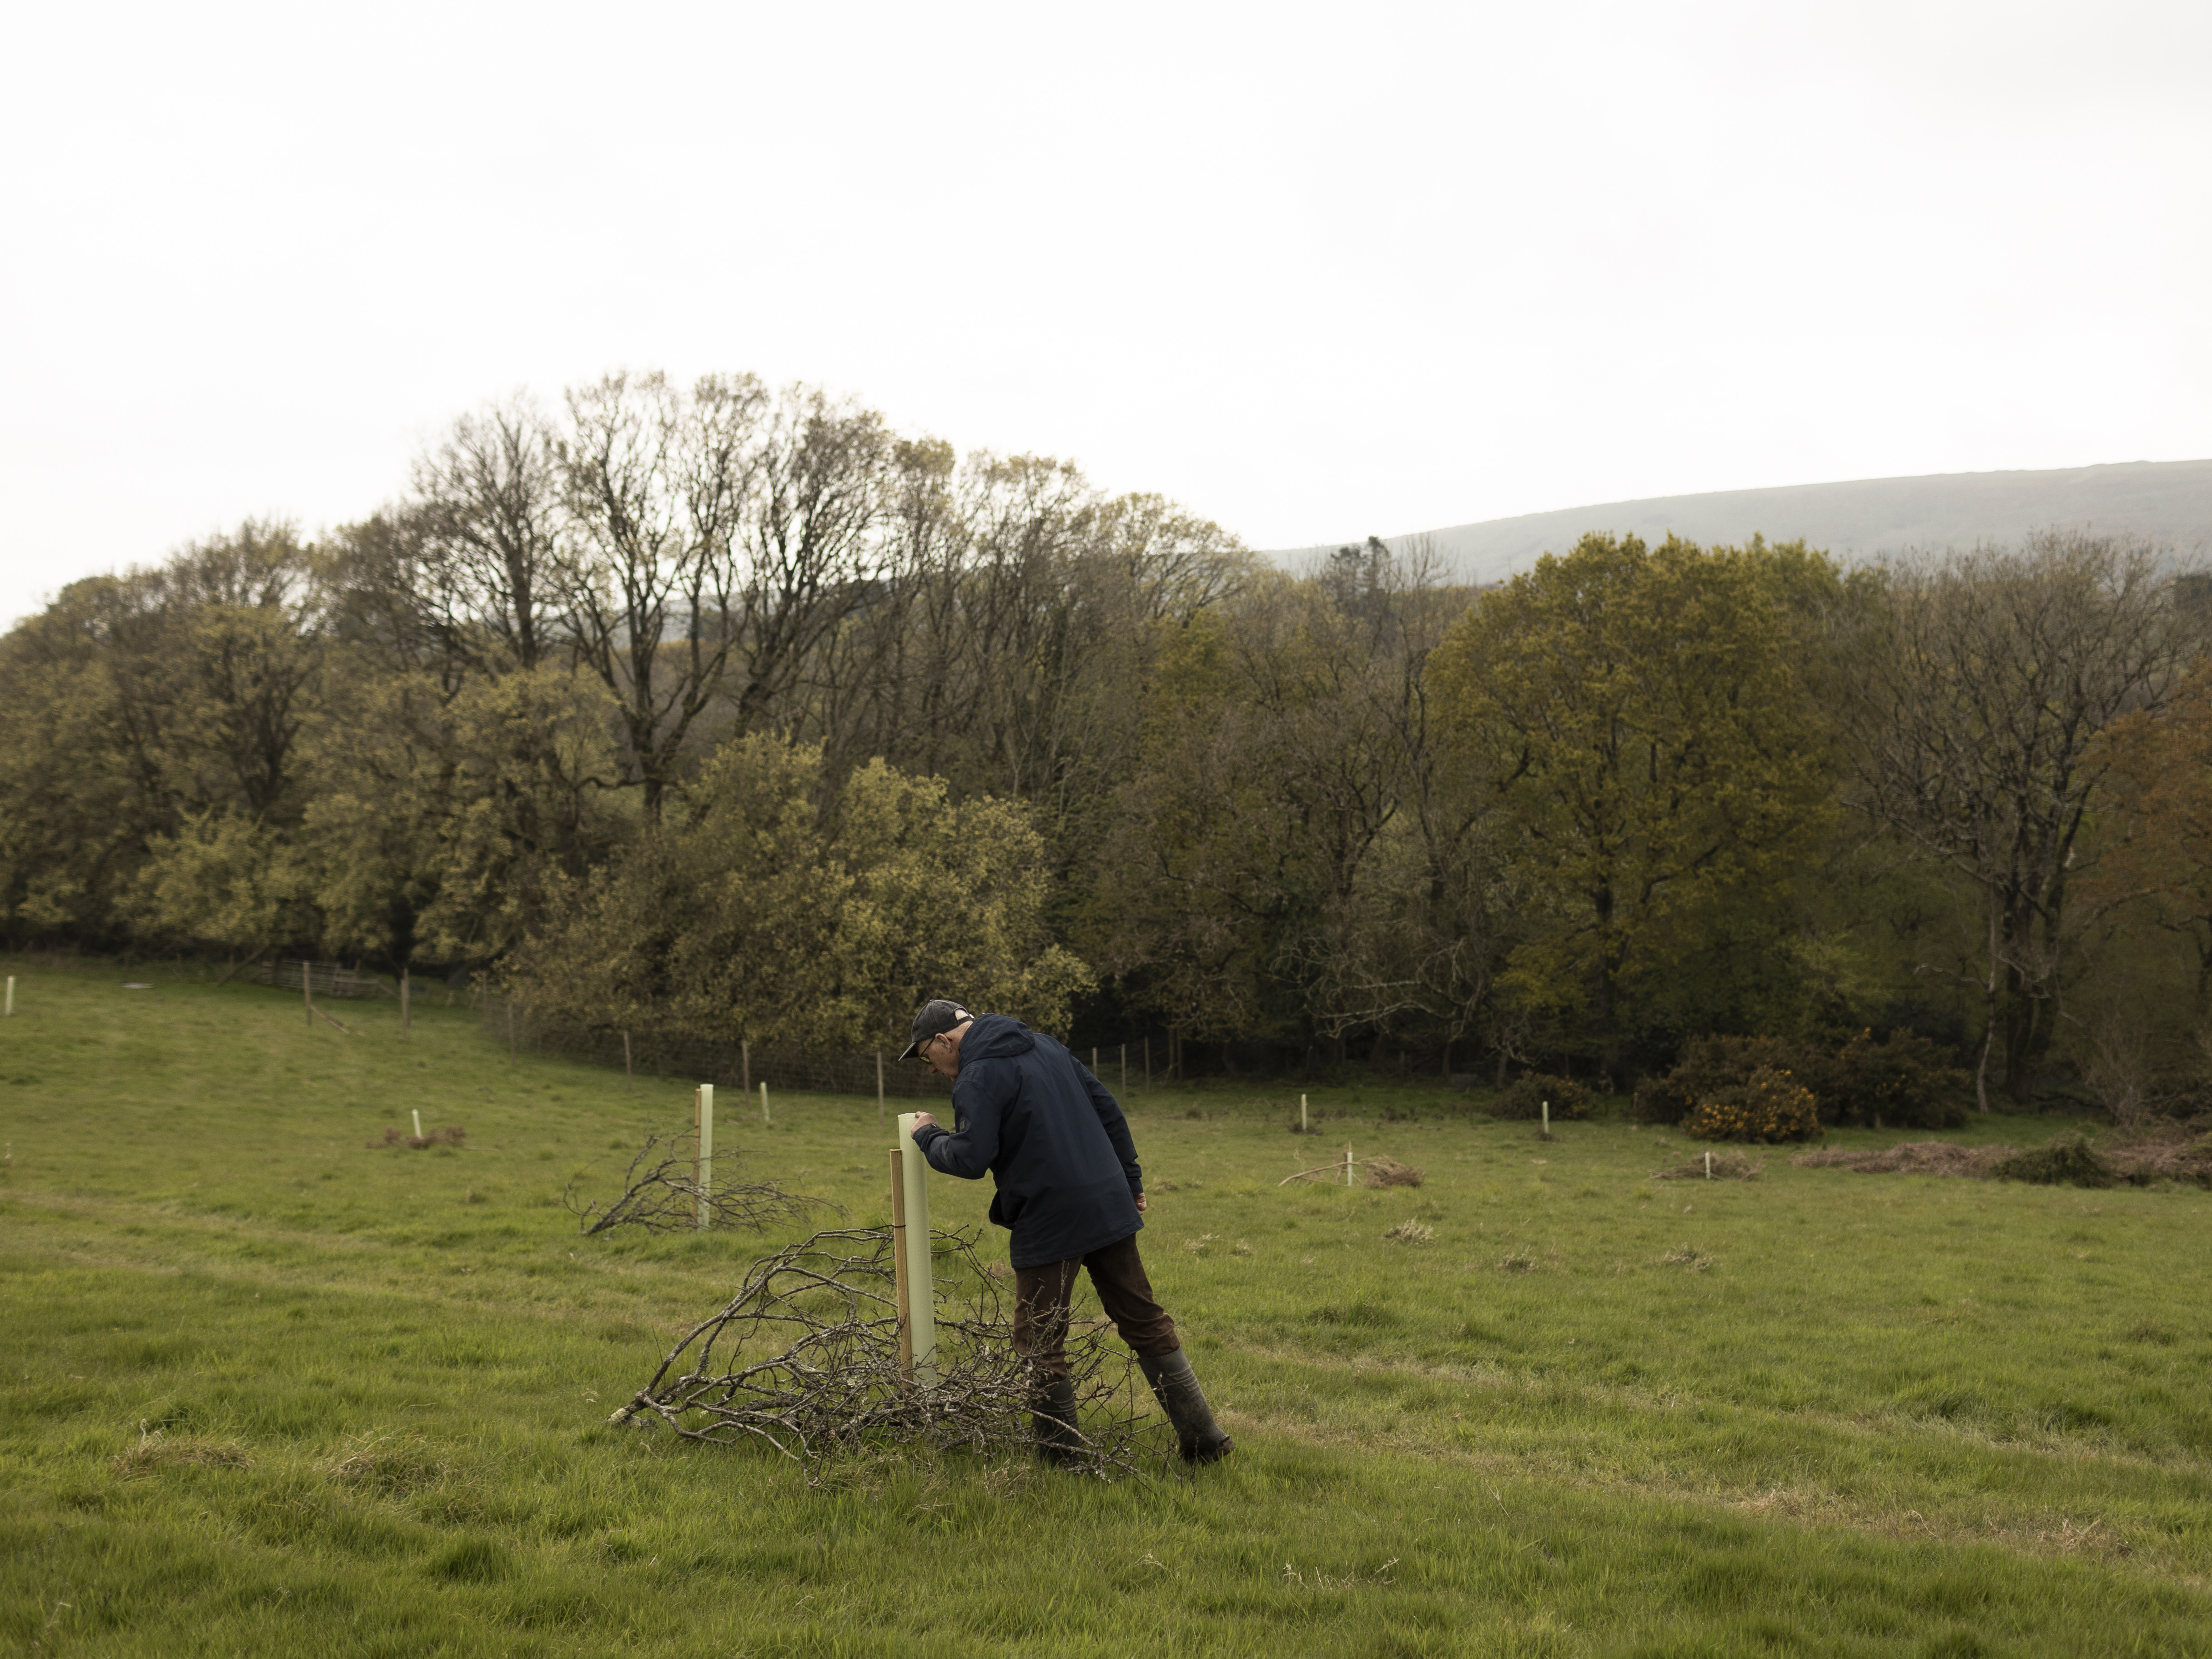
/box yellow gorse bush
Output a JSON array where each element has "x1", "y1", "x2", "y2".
[{"x1": 1684, "y1": 1065, "x2": 1822, "y2": 1143}]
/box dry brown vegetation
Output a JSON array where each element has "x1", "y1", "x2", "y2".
[
  {"x1": 1793, "y1": 1141, "x2": 2011, "y2": 1177},
  {"x1": 1652, "y1": 1151, "x2": 1764, "y2": 1181},
  {"x1": 111, "y1": 1428, "x2": 253, "y2": 1478},
  {"x1": 367, "y1": 1124, "x2": 466, "y2": 1150}
]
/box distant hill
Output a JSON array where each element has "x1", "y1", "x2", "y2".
[{"x1": 1277, "y1": 459, "x2": 2212, "y2": 584}]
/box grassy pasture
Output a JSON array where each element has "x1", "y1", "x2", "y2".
[{"x1": 3, "y1": 965, "x2": 2210, "y2": 1657}]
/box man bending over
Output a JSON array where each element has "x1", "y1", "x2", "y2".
[{"x1": 902, "y1": 998, "x2": 1233, "y2": 1467}]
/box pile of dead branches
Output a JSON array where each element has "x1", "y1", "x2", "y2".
[
  {"x1": 1792, "y1": 1141, "x2": 2009, "y2": 1177},
  {"x1": 2105, "y1": 1124, "x2": 2212, "y2": 1187},
  {"x1": 1278, "y1": 1155, "x2": 1424, "y2": 1188},
  {"x1": 369, "y1": 1125, "x2": 466, "y2": 1150},
  {"x1": 607, "y1": 1226, "x2": 1172, "y2": 1483},
  {"x1": 565, "y1": 1129, "x2": 833, "y2": 1235},
  {"x1": 1652, "y1": 1150, "x2": 1764, "y2": 1180}
]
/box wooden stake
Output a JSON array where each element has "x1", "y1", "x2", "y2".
[
  {"x1": 4, "y1": 976, "x2": 12, "y2": 1017},
  {"x1": 623, "y1": 1031, "x2": 633, "y2": 1091},
  {"x1": 1345, "y1": 1145, "x2": 1354, "y2": 1186},
  {"x1": 876, "y1": 1050, "x2": 885, "y2": 1125},
  {"x1": 890, "y1": 1147, "x2": 913, "y2": 1385},
  {"x1": 1091, "y1": 1046, "x2": 1099, "y2": 1076},
  {"x1": 760, "y1": 1081, "x2": 770, "y2": 1126},
  {"x1": 741, "y1": 1039, "x2": 750, "y2": 1096},
  {"x1": 1301, "y1": 1093, "x2": 1308, "y2": 1134}
]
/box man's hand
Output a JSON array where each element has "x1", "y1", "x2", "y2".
[
  {"x1": 909, "y1": 1111, "x2": 939, "y2": 1133},
  {"x1": 1135, "y1": 1193, "x2": 1149, "y2": 1213}
]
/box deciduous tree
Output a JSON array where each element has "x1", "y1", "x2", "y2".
[{"x1": 1428, "y1": 533, "x2": 1837, "y2": 1082}]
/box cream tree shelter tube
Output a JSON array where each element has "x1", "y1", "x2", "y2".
[
  {"x1": 696, "y1": 1085, "x2": 715, "y2": 1230},
  {"x1": 895, "y1": 1111, "x2": 939, "y2": 1387}
]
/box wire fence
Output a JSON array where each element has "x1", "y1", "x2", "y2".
[
  {"x1": 250, "y1": 959, "x2": 383, "y2": 999},
  {"x1": 479, "y1": 1001, "x2": 952, "y2": 1100}
]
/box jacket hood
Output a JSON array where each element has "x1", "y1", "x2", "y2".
[{"x1": 962, "y1": 1013, "x2": 1036, "y2": 1062}]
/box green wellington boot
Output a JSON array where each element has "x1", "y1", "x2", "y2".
[
  {"x1": 1031, "y1": 1377, "x2": 1083, "y2": 1467},
  {"x1": 1138, "y1": 1348, "x2": 1234, "y2": 1464}
]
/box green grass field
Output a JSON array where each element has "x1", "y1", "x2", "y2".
[{"x1": 4, "y1": 965, "x2": 2210, "y2": 1657}]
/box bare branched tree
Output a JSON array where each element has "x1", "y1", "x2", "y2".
[
  {"x1": 554, "y1": 371, "x2": 769, "y2": 816},
  {"x1": 729, "y1": 386, "x2": 893, "y2": 732},
  {"x1": 407, "y1": 395, "x2": 565, "y2": 675},
  {"x1": 1831, "y1": 532, "x2": 2207, "y2": 1108}
]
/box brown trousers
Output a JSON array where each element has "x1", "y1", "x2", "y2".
[{"x1": 1012, "y1": 1231, "x2": 1179, "y2": 1379}]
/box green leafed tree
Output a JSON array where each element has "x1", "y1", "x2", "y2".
[
  {"x1": 1427, "y1": 533, "x2": 1840, "y2": 1080},
  {"x1": 503, "y1": 734, "x2": 1090, "y2": 1053},
  {"x1": 305, "y1": 662, "x2": 627, "y2": 971}
]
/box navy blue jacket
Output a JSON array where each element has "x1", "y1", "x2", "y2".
[{"x1": 910, "y1": 1014, "x2": 1144, "y2": 1269}]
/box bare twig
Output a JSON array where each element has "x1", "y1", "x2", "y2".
[
  {"x1": 608, "y1": 1226, "x2": 1174, "y2": 1484},
  {"x1": 565, "y1": 1128, "x2": 834, "y2": 1235}
]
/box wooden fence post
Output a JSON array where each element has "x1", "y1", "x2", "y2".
[
  {"x1": 889, "y1": 1147, "x2": 913, "y2": 1384},
  {"x1": 623, "y1": 1031, "x2": 634, "y2": 1092}
]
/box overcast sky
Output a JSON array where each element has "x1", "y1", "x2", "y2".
[{"x1": 3, "y1": 0, "x2": 2207, "y2": 627}]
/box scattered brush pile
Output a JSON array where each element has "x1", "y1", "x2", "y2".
[
  {"x1": 369, "y1": 1125, "x2": 466, "y2": 1150},
  {"x1": 2103, "y1": 1123, "x2": 2212, "y2": 1187},
  {"x1": 1794, "y1": 1129, "x2": 2212, "y2": 1188},
  {"x1": 1277, "y1": 1155, "x2": 1426, "y2": 1188},
  {"x1": 1652, "y1": 1150, "x2": 1764, "y2": 1180},
  {"x1": 1363, "y1": 1156, "x2": 1425, "y2": 1188},
  {"x1": 608, "y1": 1227, "x2": 1172, "y2": 1483},
  {"x1": 1794, "y1": 1141, "x2": 2011, "y2": 1178},
  {"x1": 567, "y1": 1127, "x2": 836, "y2": 1235}
]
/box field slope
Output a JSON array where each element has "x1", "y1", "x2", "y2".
[{"x1": 4, "y1": 966, "x2": 2210, "y2": 1657}]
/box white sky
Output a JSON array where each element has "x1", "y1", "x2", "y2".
[{"x1": 3, "y1": 0, "x2": 2207, "y2": 627}]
